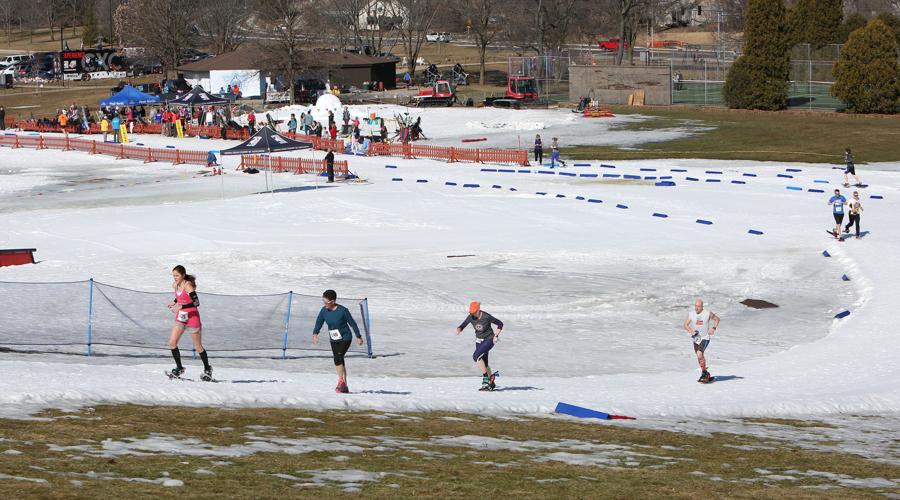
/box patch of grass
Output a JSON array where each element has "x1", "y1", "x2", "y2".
[
  {"x1": 0, "y1": 405, "x2": 897, "y2": 498},
  {"x1": 0, "y1": 75, "x2": 161, "y2": 120},
  {"x1": 564, "y1": 106, "x2": 900, "y2": 163},
  {"x1": 744, "y1": 418, "x2": 838, "y2": 429}
]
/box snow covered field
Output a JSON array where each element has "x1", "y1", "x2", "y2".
[{"x1": 1, "y1": 106, "x2": 899, "y2": 438}]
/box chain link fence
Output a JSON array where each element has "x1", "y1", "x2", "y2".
[{"x1": 506, "y1": 55, "x2": 571, "y2": 103}]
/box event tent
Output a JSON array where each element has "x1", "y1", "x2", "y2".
[
  {"x1": 99, "y1": 85, "x2": 160, "y2": 106},
  {"x1": 167, "y1": 85, "x2": 230, "y2": 107},
  {"x1": 220, "y1": 126, "x2": 314, "y2": 193}
]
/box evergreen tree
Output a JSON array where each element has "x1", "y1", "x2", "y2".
[
  {"x1": 838, "y1": 13, "x2": 868, "y2": 44},
  {"x1": 832, "y1": 19, "x2": 900, "y2": 114},
  {"x1": 874, "y1": 13, "x2": 900, "y2": 47},
  {"x1": 788, "y1": 0, "x2": 842, "y2": 47},
  {"x1": 723, "y1": 0, "x2": 790, "y2": 110}
]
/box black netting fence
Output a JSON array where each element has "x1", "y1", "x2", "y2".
[{"x1": 0, "y1": 280, "x2": 373, "y2": 358}]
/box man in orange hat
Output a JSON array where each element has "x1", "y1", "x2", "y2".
[{"x1": 456, "y1": 301, "x2": 504, "y2": 391}]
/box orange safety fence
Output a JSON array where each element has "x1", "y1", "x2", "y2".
[
  {"x1": 240, "y1": 155, "x2": 349, "y2": 175},
  {"x1": 366, "y1": 140, "x2": 528, "y2": 166}
]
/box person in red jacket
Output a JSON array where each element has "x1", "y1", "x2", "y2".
[{"x1": 329, "y1": 123, "x2": 337, "y2": 140}]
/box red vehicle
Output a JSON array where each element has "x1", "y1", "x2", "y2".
[
  {"x1": 598, "y1": 38, "x2": 628, "y2": 52},
  {"x1": 412, "y1": 79, "x2": 457, "y2": 107},
  {"x1": 483, "y1": 76, "x2": 542, "y2": 108}
]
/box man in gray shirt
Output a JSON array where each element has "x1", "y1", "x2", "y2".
[{"x1": 456, "y1": 301, "x2": 504, "y2": 391}]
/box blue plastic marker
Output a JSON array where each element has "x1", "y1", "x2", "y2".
[
  {"x1": 870, "y1": 195, "x2": 883, "y2": 199},
  {"x1": 777, "y1": 174, "x2": 793, "y2": 178},
  {"x1": 509, "y1": 188, "x2": 518, "y2": 192},
  {"x1": 822, "y1": 250, "x2": 831, "y2": 257},
  {"x1": 556, "y1": 194, "x2": 566, "y2": 198},
  {"x1": 834, "y1": 310, "x2": 850, "y2": 319},
  {"x1": 652, "y1": 212, "x2": 668, "y2": 218},
  {"x1": 498, "y1": 169, "x2": 515, "y2": 173},
  {"x1": 518, "y1": 170, "x2": 531, "y2": 173},
  {"x1": 463, "y1": 183, "x2": 480, "y2": 188},
  {"x1": 492, "y1": 185, "x2": 502, "y2": 189},
  {"x1": 416, "y1": 179, "x2": 428, "y2": 183},
  {"x1": 624, "y1": 174, "x2": 641, "y2": 180},
  {"x1": 671, "y1": 168, "x2": 688, "y2": 173},
  {"x1": 786, "y1": 186, "x2": 803, "y2": 191},
  {"x1": 385, "y1": 165, "x2": 398, "y2": 169},
  {"x1": 603, "y1": 173, "x2": 620, "y2": 178},
  {"x1": 580, "y1": 173, "x2": 599, "y2": 178},
  {"x1": 748, "y1": 229, "x2": 764, "y2": 235},
  {"x1": 576, "y1": 196, "x2": 585, "y2": 200},
  {"x1": 660, "y1": 176, "x2": 673, "y2": 180},
  {"x1": 573, "y1": 163, "x2": 591, "y2": 167},
  {"x1": 554, "y1": 402, "x2": 609, "y2": 420},
  {"x1": 559, "y1": 172, "x2": 577, "y2": 177},
  {"x1": 696, "y1": 219, "x2": 713, "y2": 225},
  {"x1": 391, "y1": 178, "x2": 403, "y2": 181},
  {"x1": 743, "y1": 173, "x2": 757, "y2": 177},
  {"x1": 616, "y1": 204, "x2": 628, "y2": 209},
  {"x1": 731, "y1": 180, "x2": 746, "y2": 184},
  {"x1": 655, "y1": 181, "x2": 676, "y2": 187},
  {"x1": 539, "y1": 170, "x2": 555, "y2": 175},
  {"x1": 841, "y1": 274, "x2": 850, "y2": 281},
  {"x1": 588, "y1": 198, "x2": 603, "y2": 203},
  {"x1": 644, "y1": 176, "x2": 657, "y2": 180},
  {"x1": 686, "y1": 177, "x2": 699, "y2": 181},
  {"x1": 536, "y1": 192, "x2": 547, "y2": 196},
  {"x1": 481, "y1": 168, "x2": 497, "y2": 172},
  {"x1": 786, "y1": 168, "x2": 802, "y2": 172},
  {"x1": 706, "y1": 179, "x2": 721, "y2": 183},
  {"x1": 445, "y1": 182, "x2": 457, "y2": 186},
  {"x1": 640, "y1": 168, "x2": 656, "y2": 172},
  {"x1": 600, "y1": 164, "x2": 616, "y2": 169},
  {"x1": 814, "y1": 179, "x2": 829, "y2": 183},
  {"x1": 808, "y1": 188, "x2": 825, "y2": 193},
  {"x1": 705, "y1": 170, "x2": 723, "y2": 174}
]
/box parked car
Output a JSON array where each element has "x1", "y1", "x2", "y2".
[
  {"x1": 0, "y1": 54, "x2": 33, "y2": 68},
  {"x1": 598, "y1": 38, "x2": 628, "y2": 51},
  {"x1": 426, "y1": 32, "x2": 451, "y2": 43}
]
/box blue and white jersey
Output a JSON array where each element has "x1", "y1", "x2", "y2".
[{"x1": 829, "y1": 195, "x2": 847, "y2": 214}]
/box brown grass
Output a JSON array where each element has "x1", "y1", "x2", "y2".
[{"x1": 0, "y1": 405, "x2": 896, "y2": 499}]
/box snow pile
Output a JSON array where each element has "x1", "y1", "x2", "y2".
[{"x1": 464, "y1": 120, "x2": 547, "y2": 131}]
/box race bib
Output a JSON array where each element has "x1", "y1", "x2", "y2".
[
  {"x1": 328, "y1": 329, "x2": 342, "y2": 341},
  {"x1": 177, "y1": 310, "x2": 189, "y2": 323}
]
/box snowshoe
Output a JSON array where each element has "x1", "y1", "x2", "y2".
[
  {"x1": 201, "y1": 367, "x2": 213, "y2": 382},
  {"x1": 166, "y1": 367, "x2": 185, "y2": 379}
]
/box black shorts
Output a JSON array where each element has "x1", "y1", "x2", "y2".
[
  {"x1": 330, "y1": 339, "x2": 352, "y2": 366},
  {"x1": 845, "y1": 164, "x2": 855, "y2": 175},
  {"x1": 693, "y1": 339, "x2": 710, "y2": 353},
  {"x1": 833, "y1": 213, "x2": 844, "y2": 224}
]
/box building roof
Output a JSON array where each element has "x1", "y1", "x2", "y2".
[{"x1": 177, "y1": 46, "x2": 398, "y2": 72}]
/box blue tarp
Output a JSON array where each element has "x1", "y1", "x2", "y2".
[{"x1": 100, "y1": 85, "x2": 160, "y2": 107}]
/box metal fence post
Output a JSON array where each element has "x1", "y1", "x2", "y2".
[
  {"x1": 704, "y1": 61, "x2": 708, "y2": 105},
  {"x1": 360, "y1": 298, "x2": 373, "y2": 358},
  {"x1": 282, "y1": 291, "x2": 293, "y2": 360},
  {"x1": 87, "y1": 278, "x2": 94, "y2": 356}
]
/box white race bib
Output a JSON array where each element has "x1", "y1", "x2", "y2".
[
  {"x1": 177, "y1": 310, "x2": 189, "y2": 323},
  {"x1": 328, "y1": 329, "x2": 342, "y2": 341}
]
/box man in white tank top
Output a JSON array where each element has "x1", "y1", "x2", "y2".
[{"x1": 682, "y1": 298, "x2": 720, "y2": 383}]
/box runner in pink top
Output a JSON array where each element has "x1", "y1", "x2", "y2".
[{"x1": 166, "y1": 265, "x2": 213, "y2": 381}]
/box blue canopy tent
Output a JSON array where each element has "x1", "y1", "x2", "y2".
[{"x1": 99, "y1": 85, "x2": 160, "y2": 107}]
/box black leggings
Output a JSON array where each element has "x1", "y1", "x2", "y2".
[
  {"x1": 844, "y1": 213, "x2": 861, "y2": 236},
  {"x1": 331, "y1": 339, "x2": 351, "y2": 366},
  {"x1": 534, "y1": 148, "x2": 542, "y2": 165}
]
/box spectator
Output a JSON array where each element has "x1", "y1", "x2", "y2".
[
  {"x1": 126, "y1": 106, "x2": 134, "y2": 134},
  {"x1": 303, "y1": 112, "x2": 313, "y2": 134},
  {"x1": 101, "y1": 116, "x2": 110, "y2": 142},
  {"x1": 329, "y1": 122, "x2": 337, "y2": 141},
  {"x1": 0, "y1": 105, "x2": 6, "y2": 130},
  {"x1": 288, "y1": 113, "x2": 297, "y2": 134},
  {"x1": 58, "y1": 110, "x2": 68, "y2": 133},
  {"x1": 111, "y1": 115, "x2": 121, "y2": 142},
  {"x1": 380, "y1": 121, "x2": 388, "y2": 143},
  {"x1": 342, "y1": 107, "x2": 350, "y2": 135},
  {"x1": 247, "y1": 110, "x2": 256, "y2": 133},
  {"x1": 205, "y1": 107, "x2": 215, "y2": 127},
  {"x1": 207, "y1": 150, "x2": 221, "y2": 175},
  {"x1": 325, "y1": 148, "x2": 335, "y2": 183}
]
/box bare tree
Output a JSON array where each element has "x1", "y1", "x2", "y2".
[
  {"x1": 196, "y1": 0, "x2": 249, "y2": 54},
  {"x1": 325, "y1": 0, "x2": 399, "y2": 54},
  {"x1": 392, "y1": 0, "x2": 439, "y2": 77},
  {"x1": 455, "y1": 0, "x2": 503, "y2": 84},
  {"x1": 115, "y1": 0, "x2": 198, "y2": 74},
  {"x1": 256, "y1": 0, "x2": 312, "y2": 105}
]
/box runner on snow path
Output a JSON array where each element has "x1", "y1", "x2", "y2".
[
  {"x1": 313, "y1": 289, "x2": 364, "y2": 393},
  {"x1": 828, "y1": 189, "x2": 848, "y2": 239},
  {"x1": 683, "y1": 298, "x2": 720, "y2": 383},
  {"x1": 166, "y1": 265, "x2": 213, "y2": 381},
  {"x1": 456, "y1": 301, "x2": 505, "y2": 391}
]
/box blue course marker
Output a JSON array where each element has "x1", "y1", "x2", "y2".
[
  {"x1": 463, "y1": 183, "x2": 480, "y2": 188},
  {"x1": 655, "y1": 181, "x2": 676, "y2": 187},
  {"x1": 748, "y1": 229, "x2": 764, "y2": 235},
  {"x1": 492, "y1": 185, "x2": 502, "y2": 189},
  {"x1": 580, "y1": 173, "x2": 599, "y2": 178},
  {"x1": 573, "y1": 163, "x2": 591, "y2": 167},
  {"x1": 600, "y1": 164, "x2": 616, "y2": 169},
  {"x1": 624, "y1": 174, "x2": 641, "y2": 179},
  {"x1": 696, "y1": 219, "x2": 713, "y2": 225},
  {"x1": 660, "y1": 176, "x2": 673, "y2": 180},
  {"x1": 539, "y1": 170, "x2": 556, "y2": 175},
  {"x1": 644, "y1": 176, "x2": 657, "y2": 180},
  {"x1": 671, "y1": 168, "x2": 688, "y2": 172},
  {"x1": 686, "y1": 177, "x2": 699, "y2": 181},
  {"x1": 518, "y1": 169, "x2": 531, "y2": 173},
  {"x1": 392, "y1": 178, "x2": 403, "y2": 181},
  {"x1": 445, "y1": 182, "x2": 457, "y2": 186},
  {"x1": 576, "y1": 196, "x2": 585, "y2": 200},
  {"x1": 616, "y1": 204, "x2": 628, "y2": 209},
  {"x1": 743, "y1": 173, "x2": 757, "y2": 177},
  {"x1": 706, "y1": 179, "x2": 721, "y2": 183},
  {"x1": 556, "y1": 194, "x2": 566, "y2": 198},
  {"x1": 870, "y1": 195, "x2": 883, "y2": 199},
  {"x1": 640, "y1": 168, "x2": 656, "y2": 172},
  {"x1": 652, "y1": 212, "x2": 669, "y2": 218},
  {"x1": 416, "y1": 179, "x2": 428, "y2": 183},
  {"x1": 786, "y1": 186, "x2": 803, "y2": 191},
  {"x1": 786, "y1": 168, "x2": 802, "y2": 172},
  {"x1": 603, "y1": 173, "x2": 621, "y2": 178},
  {"x1": 731, "y1": 180, "x2": 746, "y2": 184},
  {"x1": 822, "y1": 250, "x2": 831, "y2": 257},
  {"x1": 842, "y1": 274, "x2": 850, "y2": 281},
  {"x1": 498, "y1": 169, "x2": 515, "y2": 173},
  {"x1": 588, "y1": 198, "x2": 603, "y2": 203},
  {"x1": 808, "y1": 188, "x2": 825, "y2": 193},
  {"x1": 559, "y1": 172, "x2": 577, "y2": 177},
  {"x1": 834, "y1": 310, "x2": 851, "y2": 319},
  {"x1": 480, "y1": 168, "x2": 497, "y2": 172},
  {"x1": 705, "y1": 170, "x2": 723, "y2": 174},
  {"x1": 554, "y1": 402, "x2": 610, "y2": 420},
  {"x1": 777, "y1": 174, "x2": 794, "y2": 178},
  {"x1": 536, "y1": 192, "x2": 547, "y2": 196},
  {"x1": 510, "y1": 188, "x2": 518, "y2": 192},
  {"x1": 814, "y1": 179, "x2": 829, "y2": 183},
  {"x1": 385, "y1": 165, "x2": 397, "y2": 168}
]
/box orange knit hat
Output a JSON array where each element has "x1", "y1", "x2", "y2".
[{"x1": 469, "y1": 301, "x2": 481, "y2": 314}]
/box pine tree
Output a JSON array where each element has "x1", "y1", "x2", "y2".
[
  {"x1": 838, "y1": 13, "x2": 868, "y2": 44},
  {"x1": 82, "y1": 0, "x2": 101, "y2": 48},
  {"x1": 723, "y1": 0, "x2": 790, "y2": 110},
  {"x1": 875, "y1": 13, "x2": 900, "y2": 47},
  {"x1": 788, "y1": 0, "x2": 842, "y2": 47},
  {"x1": 832, "y1": 19, "x2": 900, "y2": 114}
]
